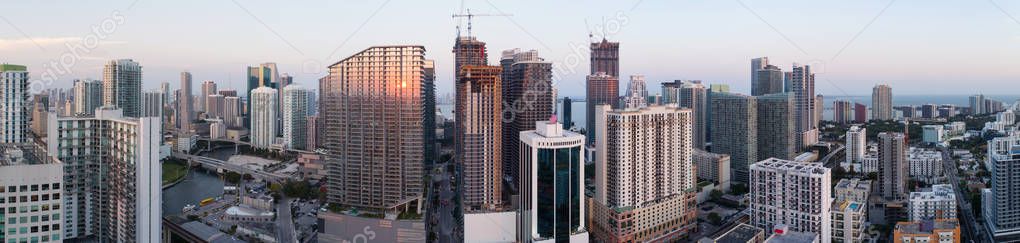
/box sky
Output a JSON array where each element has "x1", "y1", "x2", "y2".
[{"x1": 3, "y1": 0, "x2": 1020, "y2": 98}]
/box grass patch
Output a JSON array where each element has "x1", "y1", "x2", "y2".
[{"x1": 163, "y1": 161, "x2": 188, "y2": 185}]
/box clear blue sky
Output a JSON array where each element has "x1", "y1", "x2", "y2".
[{"x1": 3, "y1": 0, "x2": 1020, "y2": 97}]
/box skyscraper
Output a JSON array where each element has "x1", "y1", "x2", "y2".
[
  {"x1": 246, "y1": 63, "x2": 279, "y2": 128},
  {"x1": 500, "y1": 49, "x2": 553, "y2": 194},
  {"x1": 518, "y1": 119, "x2": 588, "y2": 242},
  {"x1": 833, "y1": 100, "x2": 852, "y2": 124},
  {"x1": 679, "y1": 80, "x2": 708, "y2": 149},
  {"x1": 457, "y1": 64, "x2": 504, "y2": 211},
  {"x1": 787, "y1": 64, "x2": 817, "y2": 149},
  {"x1": 585, "y1": 73, "x2": 619, "y2": 145},
  {"x1": 751, "y1": 57, "x2": 768, "y2": 85},
  {"x1": 205, "y1": 94, "x2": 225, "y2": 118},
  {"x1": 753, "y1": 64, "x2": 783, "y2": 96},
  {"x1": 0, "y1": 64, "x2": 28, "y2": 144},
  {"x1": 282, "y1": 85, "x2": 309, "y2": 150},
  {"x1": 623, "y1": 75, "x2": 648, "y2": 109},
  {"x1": 141, "y1": 91, "x2": 164, "y2": 118},
  {"x1": 845, "y1": 126, "x2": 867, "y2": 171},
  {"x1": 749, "y1": 158, "x2": 832, "y2": 243},
  {"x1": 562, "y1": 96, "x2": 573, "y2": 130},
  {"x1": 324, "y1": 46, "x2": 427, "y2": 212},
  {"x1": 250, "y1": 87, "x2": 278, "y2": 148},
  {"x1": 969, "y1": 94, "x2": 986, "y2": 115},
  {"x1": 224, "y1": 96, "x2": 241, "y2": 127},
  {"x1": 160, "y1": 81, "x2": 171, "y2": 106},
  {"x1": 72, "y1": 78, "x2": 103, "y2": 115},
  {"x1": 661, "y1": 80, "x2": 681, "y2": 105},
  {"x1": 986, "y1": 135, "x2": 1020, "y2": 241},
  {"x1": 178, "y1": 72, "x2": 194, "y2": 132},
  {"x1": 873, "y1": 84, "x2": 893, "y2": 120},
  {"x1": 878, "y1": 132, "x2": 908, "y2": 201},
  {"x1": 102, "y1": 59, "x2": 142, "y2": 117},
  {"x1": 423, "y1": 59, "x2": 437, "y2": 168},
  {"x1": 591, "y1": 105, "x2": 696, "y2": 242},
  {"x1": 590, "y1": 38, "x2": 619, "y2": 77},
  {"x1": 756, "y1": 93, "x2": 796, "y2": 161},
  {"x1": 453, "y1": 36, "x2": 488, "y2": 73},
  {"x1": 710, "y1": 92, "x2": 757, "y2": 183},
  {"x1": 200, "y1": 80, "x2": 216, "y2": 112},
  {"x1": 48, "y1": 107, "x2": 161, "y2": 242}
]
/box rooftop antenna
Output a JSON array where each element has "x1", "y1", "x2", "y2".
[{"x1": 452, "y1": 8, "x2": 513, "y2": 37}]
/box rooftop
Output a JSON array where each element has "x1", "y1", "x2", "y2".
[
  {"x1": 225, "y1": 205, "x2": 275, "y2": 217},
  {"x1": 751, "y1": 158, "x2": 830, "y2": 175},
  {"x1": 0, "y1": 144, "x2": 57, "y2": 166},
  {"x1": 180, "y1": 221, "x2": 246, "y2": 243},
  {"x1": 896, "y1": 218, "x2": 959, "y2": 235},
  {"x1": 716, "y1": 223, "x2": 764, "y2": 243},
  {"x1": 765, "y1": 231, "x2": 818, "y2": 243},
  {"x1": 0, "y1": 64, "x2": 26, "y2": 72}
]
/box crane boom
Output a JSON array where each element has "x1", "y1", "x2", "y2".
[{"x1": 451, "y1": 9, "x2": 512, "y2": 37}]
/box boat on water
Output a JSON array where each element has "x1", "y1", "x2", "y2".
[{"x1": 183, "y1": 204, "x2": 196, "y2": 213}]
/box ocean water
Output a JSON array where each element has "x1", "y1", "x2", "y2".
[{"x1": 435, "y1": 95, "x2": 1019, "y2": 131}]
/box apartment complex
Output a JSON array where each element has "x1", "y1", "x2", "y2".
[
  {"x1": 694, "y1": 149, "x2": 731, "y2": 191},
  {"x1": 102, "y1": 59, "x2": 142, "y2": 117},
  {"x1": 893, "y1": 219, "x2": 960, "y2": 243},
  {"x1": 72, "y1": 79, "x2": 103, "y2": 117},
  {"x1": 249, "y1": 86, "x2": 278, "y2": 149},
  {"x1": 0, "y1": 64, "x2": 29, "y2": 144},
  {"x1": 282, "y1": 85, "x2": 309, "y2": 150},
  {"x1": 878, "y1": 132, "x2": 909, "y2": 201},
  {"x1": 500, "y1": 49, "x2": 554, "y2": 195},
  {"x1": 47, "y1": 107, "x2": 161, "y2": 242},
  {"x1": 178, "y1": 72, "x2": 194, "y2": 132},
  {"x1": 323, "y1": 46, "x2": 429, "y2": 212},
  {"x1": 591, "y1": 105, "x2": 697, "y2": 242},
  {"x1": 831, "y1": 200, "x2": 867, "y2": 243},
  {"x1": 872, "y1": 84, "x2": 893, "y2": 120},
  {"x1": 710, "y1": 92, "x2": 757, "y2": 184},
  {"x1": 985, "y1": 135, "x2": 1020, "y2": 241},
  {"x1": 908, "y1": 184, "x2": 957, "y2": 221},
  {"x1": 749, "y1": 158, "x2": 832, "y2": 243}
]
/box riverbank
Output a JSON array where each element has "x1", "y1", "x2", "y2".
[{"x1": 163, "y1": 160, "x2": 189, "y2": 188}]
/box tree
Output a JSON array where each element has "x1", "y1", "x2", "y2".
[
  {"x1": 729, "y1": 183, "x2": 748, "y2": 195},
  {"x1": 707, "y1": 212, "x2": 721, "y2": 225},
  {"x1": 224, "y1": 171, "x2": 242, "y2": 184},
  {"x1": 710, "y1": 189, "x2": 723, "y2": 202},
  {"x1": 866, "y1": 172, "x2": 878, "y2": 181}
]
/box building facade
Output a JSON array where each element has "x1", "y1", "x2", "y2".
[
  {"x1": 47, "y1": 107, "x2": 161, "y2": 242},
  {"x1": 178, "y1": 72, "x2": 194, "y2": 132},
  {"x1": 0, "y1": 64, "x2": 28, "y2": 144},
  {"x1": 0, "y1": 144, "x2": 63, "y2": 243},
  {"x1": 518, "y1": 120, "x2": 588, "y2": 242},
  {"x1": 749, "y1": 158, "x2": 832, "y2": 243},
  {"x1": 591, "y1": 105, "x2": 697, "y2": 242},
  {"x1": 872, "y1": 84, "x2": 893, "y2": 120},
  {"x1": 72, "y1": 79, "x2": 103, "y2": 116},
  {"x1": 282, "y1": 85, "x2": 309, "y2": 150},
  {"x1": 500, "y1": 49, "x2": 554, "y2": 196},
  {"x1": 753, "y1": 64, "x2": 783, "y2": 96},
  {"x1": 694, "y1": 149, "x2": 731, "y2": 191},
  {"x1": 908, "y1": 184, "x2": 957, "y2": 221},
  {"x1": 878, "y1": 132, "x2": 909, "y2": 201},
  {"x1": 893, "y1": 219, "x2": 960, "y2": 243},
  {"x1": 985, "y1": 135, "x2": 1020, "y2": 241},
  {"x1": 585, "y1": 72, "x2": 619, "y2": 146},
  {"x1": 324, "y1": 46, "x2": 427, "y2": 212},
  {"x1": 710, "y1": 92, "x2": 757, "y2": 184},
  {"x1": 845, "y1": 126, "x2": 867, "y2": 172},
  {"x1": 250, "y1": 86, "x2": 278, "y2": 148},
  {"x1": 756, "y1": 93, "x2": 796, "y2": 161},
  {"x1": 102, "y1": 59, "x2": 142, "y2": 117}
]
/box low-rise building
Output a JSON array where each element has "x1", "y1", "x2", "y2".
[
  {"x1": 834, "y1": 179, "x2": 871, "y2": 203},
  {"x1": 297, "y1": 152, "x2": 327, "y2": 181},
  {"x1": 699, "y1": 223, "x2": 764, "y2": 243},
  {"x1": 831, "y1": 201, "x2": 867, "y2": 243},
  {"x1": 908, "y1": 148, "x2": 944, "y2": 184},
  {"x1": 908, "y1": 184, "x2": 957, "y2": 221},
  {"x1": 209, "y1": 119, "x2": 226, "y2": 139},
  {"x1": 944, "y1": 122, "x2": 965, "y2": 136},
  {"x1": 241, "y1": 194, "x2": 274, "y2": 211},
  {"x1": 893, "y1": 218, "x2": 960, "y2": 243},
  {"x1": 922, "y1": 125, "x2": 944, "y2": 144},
  {"x1": 224, "y1": 205, "x2": 274, "y2": 223}
]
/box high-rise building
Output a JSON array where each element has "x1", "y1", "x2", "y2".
[
  {"x1": 694, "y1": 149, "x2": 731, "y2": 191},
  {"x1": 985, "y1": 135, "x2": 1020, "y2": 241},
  {"x1": 590, "y1": 38, "x2": 619, "y2": 77},
  {"x1": 0, "y1": 64, "x2": 28, "y2": 144},
  {"x1": 834, "y1": 178, "x2": 872, "y2": 204},
  {"x1": 749, "y1": 158, "x2": 832, "y2": 243},
  {"x1": 518, "y1": 120, "x2": 588, "y2": 242},
  {"x1": 854, "y1": 103, "x2": 867, "y2": 123},
  {"x1": 73, "y1": 79, "x2": 103, "y2": 116},
  {"x1": 224, "y1": 96, "x2": 241, "y2": 127},
  {"x1": 833, "y1": 100, "x2": 852, "y2": 124},
  {"x1": 218, "y1": 90, "x2": 237, "y2": 97},
  {"x1": 282, "y1": 85, "x2": 309, "y2": 150},
  {"x1": 832, "y1": 200, "x2": 868, "y2": 243},
  {"x1": 102, "y1": 59, "x2": 142, "y2": 117},
  {"x1": 751, "y1": 57, "x2": 769, "y2": 88},
  {"x1": 585, "y1": 73, "x2": 619, "y2": 145},
  {"x1": 845, "y1": 126, "x2": 867, "y2": 171},
  {"x1": 679, "y1": 81, "x2": 708, "y2": 149},
  {"x1": 324, "y1": 46, "x2": 427, "y2": 212},
  {"x1": 500, "y1": 49, "x2": 554, "y2": 194},
  {"x1": 710, "y1": 92, "x2": 757, "y2": 183},
  {"x1": 753, "y1": 64, "x2": 783, "y2": 96},
  {"x1": 200, "y1": 80, "x2": 216, "y2": 112},
  {"x1": 920, "y1": 103, "x2": 937, "y2": 119},
  {"x1": 160, "y1": 81, "x2": 171, "y2": 106},
  {"x1": 306, "y1": 91, "x2": 318, "y2": 116},
  {"x1": 872, "y1": 84, "x2": 893, "y2": 120},
  {"x1": 787, "y1": 64, "x2": 816, "y2": 149},
  {"x1": 246, "y1": 63, "x2": 280, "y2": 128},
  {"x1": 141, "y1": 91, "x2": 163, "y2": 118},
  {"x1": 815, "y1": 94, "x2": 824, "y2": 127},
  {"x1": 306, "y1": 115, "x2": 318, "y2": 150},
  {"x1": 423, "y1": 59, "x2": 437, "y2": 168},
  {"x1": 878, "y1": 132, "x2": 908, "y2": 201},
  {"x1": 205, "y1": 94, "x2": 225, "y2": 118},
  {"x1": 661, "y1": 80, "x2": 681, "y2": 105},
  {"x1": 756, "y1": 93, "x2": 796, "y2": 161},
  {"x1": 562, "y1": 96, "x2": 573, "y2": 130},
  {"x1": 178, "y1": 72, "x2": 194, "y2": 132},
  {"x1": 970, "y1": 94, "x2": 986, "y2": 115},
  {"x1": 250, "y1": 87, "x2": 278, "y2": 148},
  {"x1": 457, "y1": 64, "x2": 504, "y2": 211},
  {"x1": 908, "y1": 184, "x2": 957, "y2": 221},
  {"x1": 0, "y1": 144, "x2": 63, "y2": 243},
  {"x1": 48, "y1": 107, "x2": 161, "y2": 242},
  {"x1": 31, "y1": 94, "x2": 49, "y2": 138},
  {"x1": 591, "y1": 105, "x2": 696, "y2": 242},
  {"x1": 623, "y1": 75, "x2": 648, "y2": 109}
]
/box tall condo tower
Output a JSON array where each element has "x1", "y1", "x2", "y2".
[{"x1": 102, "y1": 59, "x2": 142, "y2": 117}]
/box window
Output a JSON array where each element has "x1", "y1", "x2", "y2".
[
  {"x1": 51, "y1": 184, "x2": 58, "y2": 190},
  {"x1": 30, "y1": 185, "x2": 37, "y2": 192}
]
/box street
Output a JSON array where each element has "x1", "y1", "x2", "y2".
[
  {"x1": 277, "y1": 197, "x2": 297, "y2": 243},
  {"x1": 430, "y1": 163, "x2": 459, "y2": 243},
  {"x1": 940, "y1": 148, "x2": 992, "y2": 243}
]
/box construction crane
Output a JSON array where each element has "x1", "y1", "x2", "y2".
[{"x1": 451, "y1": 9, "x2": 512, "y2": 37}]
